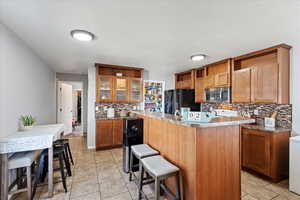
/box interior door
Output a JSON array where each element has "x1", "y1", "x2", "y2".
[
  {"x1": 232, "y1": 68, "x2": 251, "y2": 103},
  {"x1": 251, "y1": 64, "x2": 278, "y2": 103},
  {"x1": 58, "y1": 82, "x2": 73, "y2": 134}
]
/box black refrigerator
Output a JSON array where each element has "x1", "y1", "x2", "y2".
[{"x1": 164, "y1": 89, "x2": 201, "y2": 114}]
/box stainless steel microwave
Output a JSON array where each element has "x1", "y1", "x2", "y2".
[{"x1": 205, "y1": 87, "x2": 231, "y2": 102}]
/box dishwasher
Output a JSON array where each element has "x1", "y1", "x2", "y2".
[{"x1": 289, "y1": 136, "x2": 300, "y2": 195}]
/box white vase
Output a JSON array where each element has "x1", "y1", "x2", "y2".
[{"x1": 21, "y1": 125, "x2": 34, "y2": 131}]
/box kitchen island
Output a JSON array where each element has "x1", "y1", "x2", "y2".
[{"x1": 133, "y1": 111, "x2": 254, "y2": 200}]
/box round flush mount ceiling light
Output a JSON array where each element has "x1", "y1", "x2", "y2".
[
  {"x1": 70, "y1": 30, "x2": 95, "y2": 41},
  {"x1": 190, "y1": 54, "x2": 206, "y2": 61}
]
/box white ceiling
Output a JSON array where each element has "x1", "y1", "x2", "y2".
[{"x1": 0, "y1": 0, "x2": 299, "y2": 76}]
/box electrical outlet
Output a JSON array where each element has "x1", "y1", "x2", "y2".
[{"x1": 254, "y1": 109, "x2": 259, "y2": 115}]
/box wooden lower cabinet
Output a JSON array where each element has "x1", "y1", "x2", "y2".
[
  {"x1": 242, "y1": 128, "x2": 290, "y2": 182},
  {"x1": 96, "y1": 119, "x2": 123, "y2": 150},
  {"x1": 113, "y1": 119, "x2": 124, "y2": 145},
  {"x1": 242, "y1": 128, "x2": 271, "y2": 175}
]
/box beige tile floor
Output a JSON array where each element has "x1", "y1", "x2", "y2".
[{"x1": 12, "y1": 136, "x2": 300, "y2": 200}]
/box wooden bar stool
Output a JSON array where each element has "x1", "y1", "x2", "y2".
[
  {"x1": 129, "y1": 144, "x2": 159, "y2": 182},
  {"x1": 138, "y1": 155, "x2": 182, "y2": 200},
  {"x1": 7, "y1": 150, "x2": 41, "y2": 200}
]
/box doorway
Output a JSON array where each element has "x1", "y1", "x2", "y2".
[{"x1": 57, "y1": 81, "x2": 84, "y2": 135}]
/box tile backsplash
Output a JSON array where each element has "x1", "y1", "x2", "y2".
[
  {"x1": 95, "y1": 103, "x2": 140, "y2": 118},
  {"x1": 202, "y1": 103, "x2": 292, "y2": 128}
]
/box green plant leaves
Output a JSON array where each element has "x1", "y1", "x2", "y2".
[{"x1": 20, "y1": 115, "x2": 36, "y2": 126}]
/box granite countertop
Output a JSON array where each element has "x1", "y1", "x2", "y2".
[
  {"x1": 241, "y1": 124, "x2": 291, "y2": 133},
  {"x1": 131, "y1": 111, "x2": 255, "y2": 128},
  {"x1": 95, "y1": 116, "x2": 138, "y2": 120}
]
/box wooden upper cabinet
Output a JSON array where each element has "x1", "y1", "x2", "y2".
[
  {"x1": 232, "y1": 44, "x2": 291, "y2": 104},
  {"x1": 204, "y1": 75, "x2": 215, "y2": 88},
  {"x1": 129, "y1": 78, "x2": 143, "y2": 102},
  {"x1": 96, "y1": 120, "x2": 113, "y2": 149},
  {"x1": 175, "y1": 70, "x2": 195, "y2": 89},
  {"x1": 195, "y1": 68, "x2": 205, "y2": 102},
  {"x1": 115, "y1": 77, "x2": 129, "y2": 102},
  {"x1": 95, "y1": 63, "x2": 144, "y2": 103},
  {"x1": 203, "y1": 58, "x2": 231, "y2": 89},
  {"x1": 97, "y1": 75, "x2": 114, "y2": 102},
  {"x1": 195, "y1": 78, "x2": 205, "y2": 102},
  {"x1": 215, "y1": 72, "x2": 229, "y2": 87},
  {"x1": 232, "y1": 68, "x2": 251, "y2": 103},
  {"x1": 251, "y1": 64, "x2": 278, "y2": 103}
]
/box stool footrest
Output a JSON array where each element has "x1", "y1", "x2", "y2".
[{"x1": 161, "y1": 183, "x2": 179, "y2": 200}]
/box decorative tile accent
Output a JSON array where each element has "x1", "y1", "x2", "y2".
[
  {"x1": 95, "y1": 103, "x2": 140, "y2": 118},
  {"x1": 202, "y1": 103, "x2": 292, "y2": 128}
]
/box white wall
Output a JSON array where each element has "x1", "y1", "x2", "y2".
[
  {"x1": 87, "y1": 67, "x2": 96, "y2": 149},
  {"x1": 56, "y1": 73, "x2": 88, "y2": 134},
  {"x1": 0, "y1": 23, "x2": 56, "y2": 136},
  {"x1": 290, "y1": 45, "x2": 300, "y2": 134},
  {"x1": 144, "y1": 69, "x2": 174, "y2": 90}
]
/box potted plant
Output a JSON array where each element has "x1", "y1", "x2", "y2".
[{"x1": 20, "y1": 115, "x2": 36, "y2": 131}]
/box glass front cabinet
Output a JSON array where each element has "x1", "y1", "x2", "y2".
[
  {"x1": 96, "y1": 64, "x2": 144, "y2": 103},
  {"x1": 97, "y1": 76, "x2": 114, "y2": 102},
  {"x1": 115, "y1": 77, "x2": 129, "y2": 102},
  {"x1": 129, "y1": 78, "x2": 143, "y2": 102}
]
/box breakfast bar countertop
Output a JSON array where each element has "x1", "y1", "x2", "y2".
[{"x1": 131, "y1": 110, "x2": 255, "y2": 128}]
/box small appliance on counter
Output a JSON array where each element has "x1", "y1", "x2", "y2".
[
  {"x1": 180, "y1": 107, "x2": 190, "y2": 121},
  {"x1": 264, "y1": 111, "x2": 277, "y2": 128},
  {"x1": 164, "y1": 89, "x2": 200, "y2": 114},
  {"x1": 120, "y1": 110, "x2": 128, "y2": 117},
  {"x1": 107, "y1": 108, "x2": 115, "y2": 118},
  {"x1": 123, "y1": 118, "x2": 143, "y2": 173}
]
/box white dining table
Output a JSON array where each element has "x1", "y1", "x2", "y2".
[{"x1": 0, "y1": 124, "x2": 64, "y2": 200}]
